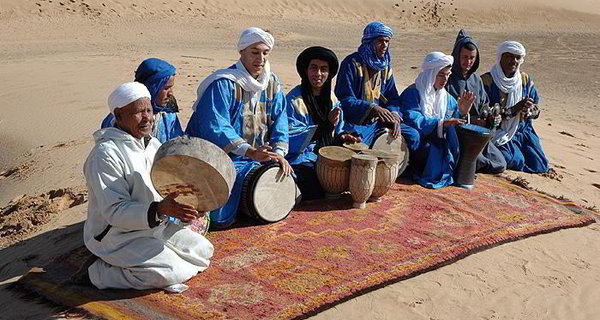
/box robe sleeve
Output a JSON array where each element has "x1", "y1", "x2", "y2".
[
  {"x1": 399, "y1": 86, "x2": 439, "y2": 137},
  {"x1": 335, "y1": 57, "x2": 374, "y2": 125},
  {"x1": 185, "y1": 79, "x2": 248, "y2": 154},
  {"x1": 84, "y1": 148, "x2": 154, "y2": 231},
  {"x1": 381, "y1": 70, "x2": 403, "y2": 116},
  {"x1": 268, "y1": 77, "x2": 289, "y2": 156}
]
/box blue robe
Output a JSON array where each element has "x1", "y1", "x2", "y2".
[
  {"x1": 285, "y1": 85, "x2": 353, "y2": 200},
  {"x1": 399, "y1": 84, "x2": 460, "y2": 189},
  {"x1": 481, "y1": 72, "x2": 548, "y2": 173},
  {"x1": 185, "y1": 67, "x2": 289, "y2": 228},
  {"x1": 335, "y1": 52, "x2": 420, "y2": 149},
  {"x1": 446, "y1": 30, "x2": 506, "y2": 174}
]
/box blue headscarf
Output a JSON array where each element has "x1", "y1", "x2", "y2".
[
  {"x1": 134, "y1": 58, "x2": 177, "y2": 113},
  {"x1": 358, "y1": 22, "x2": 393, "y2": 72}
]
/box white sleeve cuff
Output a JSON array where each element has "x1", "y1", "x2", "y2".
[
  {"x1": 232, "y1": 143, "x2": 252, "y2": 156},
  {"x1": 437, "y1": 119, "x2": 445, "y2": 138}
]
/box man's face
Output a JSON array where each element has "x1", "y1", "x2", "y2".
[
  {"x1": 373, "y1": 36, "x2": 390, "y2": 59},
  {"x1": 156, "y1": 76, "x2": 175, "y2": 106},
  {"x1": 114, "y1": 98, "x2": 153, "y2": 139},
  {"x1": 459, "y1": 47, "x2": 477, "y2": 74},
  {"x1": 240, "y1": 42, "x2": 271, "y2": 78},
  {"x1": 307, "y1": 59, "x2": 330, "y2": 90},
  {"x1": 434, "y1": 66, "x2": 452, "y2": 90},
  {"x1": 500, "y1": 52, "x2": 523, "y2": 77}
]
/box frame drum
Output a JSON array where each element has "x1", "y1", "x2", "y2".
[
  {"x1": 151, "y1": 136, "x2": 236, "y2": 212},
  {"x1": 371, "y1": 128, "x2": 409, "y2": 177},
  {"x1": 240, "y1": 163, "x2": 297, "y2": 223},
  {"x1": 455, "y1": 124, "x2": 492, "y2": 189}
]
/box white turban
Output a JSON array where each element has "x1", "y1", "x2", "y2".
[
  {"x1": 490, "y1": 41, "x2": 526, "y2": 146},
  {"x1": 415, "y1": 52, "x2": 454, "y2": 137},
  {"x1": 107, "y1": 82, "x2": 151, "y2": 114},
  {"x1": 237, "y1": 27, "x2": 275, "y2": 51}
]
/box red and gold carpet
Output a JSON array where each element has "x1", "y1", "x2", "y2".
[{"x1": 16, "y1": 175, "x2": 596, "y2": 320}]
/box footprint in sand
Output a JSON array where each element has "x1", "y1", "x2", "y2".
[
  {"x1": 592, "y1": 183, "x2": 600, "y2": 190},
  {"x1": 585, "y1": 168, "x2": 597, "y2": 173},
  {"x1": 559, "y1": 131, "x2": 576, "y2": 138}
]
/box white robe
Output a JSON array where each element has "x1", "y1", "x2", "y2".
[{"x1": 83, "y1": 127, "x2": 213, "y2": 290}]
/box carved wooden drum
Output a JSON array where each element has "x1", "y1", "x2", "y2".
[
  {"x1": 349, "y1": 154, "x2": 378, "y2": 209},
  {"x1": 455, "y1": 124, "x2": 492, "y2": 189},
  {"x1": 316, "y1": 146, "x2": 356, "y2": 198},
  {"x1": 371, "y1": 128, "x2": 409, "y2": 177},
  {"x1": 361, "y1": 149, "x2": 400, "y2": 202},
  {"x1": 240, "y1": 163, "x2": 297, "y2": 223},
  {"x1": 151, "y1": 136, "x2": 235, "y2": 213}
]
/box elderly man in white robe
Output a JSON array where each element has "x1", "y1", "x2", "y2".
[{"x1": 77, "y1": 82, "x2": 213, "y2": 290}]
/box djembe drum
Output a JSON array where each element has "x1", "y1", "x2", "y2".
[
  {"x1": 455, "y1": 124, "x2": 493, "y2": 189},
  {"x1": 151, "y1": 136, "x2": 236, "y2": 234},
  {"x1": 316, "y1": 146, "x2": 356, "y2": 199},
  {"x1": 240, "y1": 163, "x2": 297, "y2": 223},
  {"x1": 371, "y1": 128, "x2": 409, "y2": 177},
  {"x1": 349, "y1": 154, "x2": 378, "y2": 209},
  {"x1": 361, "y1": 149, "x2": 400, "y2": 202}
]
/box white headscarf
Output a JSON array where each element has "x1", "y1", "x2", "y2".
[
  {"x1": 107, "y1": 82, "x2": 151, "y2": 114},
  {"x1": 490, "y1": 40, "x2": 526, "y2": 145},
  {"x1": 415, "y1": 52, "x2": 454, "y2": 138}
]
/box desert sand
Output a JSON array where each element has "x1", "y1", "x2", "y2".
[{"x1": 1, "y1": 0, "x2": 599, "y2": 319}]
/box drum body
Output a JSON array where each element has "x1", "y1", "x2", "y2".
[
  {"x1": 361, "y1": 150, "x2": 400, "y2": 201},
  {"x1": 371, "y1": 129, "x2": 409, "y2": 177},
  {"x1": 455, "y1": 124, "x2": 492, "y2": 189},
  {"x1": 349, "y1": 154, "x2": 378, "y2": 209},
  {"x1": 151, "y1": 136, "x2": 235, "y2": 212},
  {"x1": 316, "y1": 146, "x2": 356, "y2": 198},
  {"x1": 240, "y1": 163, "x2": 297, "y2": 223}
]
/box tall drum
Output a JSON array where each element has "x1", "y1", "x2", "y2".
[
  {"x1": 316, "y1": 146, "x2": 356, "y2": 199},
  {"x1": 240, "y1": 163, "x2": 297, "y2": 223},
  {"x1": 349, "y1": 154, "x2": 378, "y2": 209},
  {"x1": 361, "y1": 149, "x2": 400, "y2": 202},
  {"x1": 455, "y1": 124, "x2": 492, "y2": 189},
  {"x1": 371, "y1": 128, "x2": 409, "y2": 177}
]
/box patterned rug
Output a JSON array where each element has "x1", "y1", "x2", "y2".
[{"x1": 16, "y1": 175, "x2": 596, "y2": 320}]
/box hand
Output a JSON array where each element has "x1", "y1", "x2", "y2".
[
  {"x1": 157, "y1": 193, "x2": 201, "y2": 223},
  {"x1": 246, "y1": 143, "x2": 278, "y2": 162},
  {"x1": 372, "y1": 105, "x2": 400, "y2": 124},
  {"x1": 443, "y1": 118, "x2": 466, "y2": 128},
  {"x1": 458, "y1": 91, "x2": 475, "y2": 117},
  {"x1": 390, "y1": 121, "x2": 401, "y2": 139},
  {"x1": 512, "y1": 97, "x2": 534, "y2": 115},
  {"x1": 340, "y1": 133, "x2": 361, "y2": 144},
  {"x1": 272, "y1": 153, "x2": 293, "y2": 176},
  {"x1": 328, "y1": 107, "x2": 341, "y2": 126}
]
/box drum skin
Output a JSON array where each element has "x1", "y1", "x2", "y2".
[
  {"x1": 316, "y1": 146, "x2": 356, "y2": 196},
  {"x1": 455, "y1": 124, "x2": 492, "y2": 188},
  {"x1": 371, "y1": 129, "x2": 409, "y2": 177},
  {"x1": 349, "y1": 154, "x2": 378, "y2": 209},
  {"x1": 151, "y1": 136, "x2": 235, "y2": 212},
  {"x1": 240, "y1": 163, "x2": 297, "y2": 223}
]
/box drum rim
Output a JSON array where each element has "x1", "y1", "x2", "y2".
[{"x1": 242, "y1": 163, "x2": 294, "y2": 223}]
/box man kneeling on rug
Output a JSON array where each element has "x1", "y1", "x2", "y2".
[{"x1": 77, "y1": 82, "x2": 213, "y2": 290}]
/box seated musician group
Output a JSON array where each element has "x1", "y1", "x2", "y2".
[{"x1": 81, "y1": 23, "x2": 550, "y2": 291}]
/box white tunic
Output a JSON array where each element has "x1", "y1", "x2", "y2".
[{"x1": 83, "y1": 127, "x2": 213, "y2": 290}]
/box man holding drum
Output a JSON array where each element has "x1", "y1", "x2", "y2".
[
  {"x1": 481, "y1": 41, "x2": 549, "y2": 173},
  {"x1": 286, "y1": 46, "x2": 360, "y2": 200},
  {"x1": 78, "y1": 82, "x2": 213, "y2": 290},
  {"x1": 186, "y1": 27, "x2": 293, "y2": 228},
  {"x1": 447, "y1": 30, "x2": 506, "y2": 174},
  {"x1": 335, "y1": 21, "x2": 420, "y2": 150},
  {"x1": 399, "y1": 52, "x2": 475, "y2": 189}
]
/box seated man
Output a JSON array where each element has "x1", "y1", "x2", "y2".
[
  {"x1": 335, "y1": 21, "x2": 420, "y2": 149},
  {"x1": 481, "y1": 41, "x2": 549, "y2": 173},
  {"x1": 186, "y1": 27, "x2": 292, "y2": 228},
  {"x1": 399, "y1": 52, "x2": 474, "y2": 189},
  {"x1": 447, "y1": 29, "x2": 506, "y2": 174},
  {"x1": 101, "y1": 58, "x2": 184, "y2": 143},
  {"x1": 286, "y1": 46, "x2": 360, "y2": 200},
  {"x1": 81, "y1": 82, "x2": 213, "y2": 290}
]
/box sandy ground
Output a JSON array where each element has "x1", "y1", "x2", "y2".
[{"x1": 1, "y1": 0, "x2": 599, "y2": 319}]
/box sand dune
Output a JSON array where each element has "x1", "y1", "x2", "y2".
[{"x1": 1, "y1": 0, "x2": 599, "y2": 319}]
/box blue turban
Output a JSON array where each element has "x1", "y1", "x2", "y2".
[
  {"x1": 358, "y1": 22, "x2": 393, "y2": 72},
  {"x1": 134, "y1": 58, "x2": 177, "y2": 113}
]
